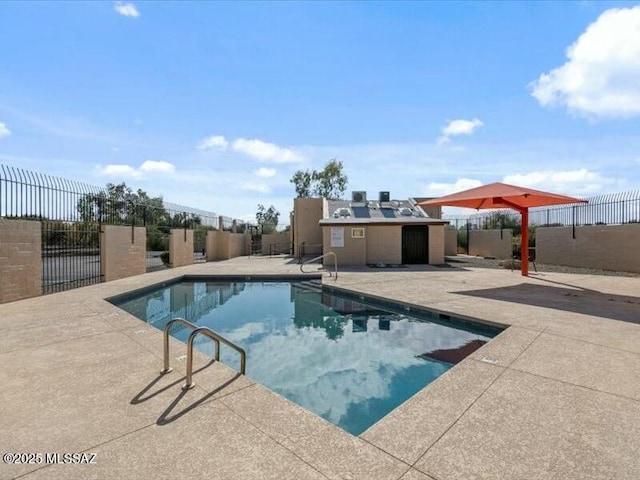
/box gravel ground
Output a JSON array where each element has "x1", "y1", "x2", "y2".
[{"x1": 445, "y1": 255, "x2": 640, "y2": 278}]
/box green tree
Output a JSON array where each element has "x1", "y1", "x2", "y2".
[
  {"x1": 312, "y1": 159, "x2": 348, "y2": 199},
  {"x1": 483, "y1": 212, "x2": 520, "y2": 232},
  {"x1": 77, "y1": 183, "x2": 168, "y2": 226},
  {"x1": 255, "y1": 204, "x2": 280, "y2": 234},
  {"x1": 290, "y1": 170, "x2": 313, "y2": 198},
  {"x1": 290, "y1": 159, "x2": 348, "y2": 199},
  {"x1": 169, "y1": 211, "x2": 202, "y2": 228}
]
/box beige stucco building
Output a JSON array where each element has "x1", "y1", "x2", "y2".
[{"x1": 291, "y1": 192, "x2": 448, "y2": 267}]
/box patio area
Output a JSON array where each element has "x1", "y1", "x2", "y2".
[{"x1": 1, "y1": 257, "x2": 639, "y2": 480}]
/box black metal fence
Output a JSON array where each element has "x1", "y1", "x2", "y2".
[
  {"x1": 443, "y1": 190, "x2": 640, "y2": 254},
  {"x1": 269, "y1": 242, "x2": 293, "y2": 256},
  {"x1": 445, "y1": 190, "x2": 640, "y2": 230},
  {"x1": 41, "y1": 221, "x2": 101, "y2": 294},
  {"x1": 0, "y1": 164, "x2": 246, "y2": 294},
  {"x1": 298, "y1": 242, "x2": 322, "y2": 262},
  {"x1": 193, "y1": 228, "x2": 207, "y2": 263}
]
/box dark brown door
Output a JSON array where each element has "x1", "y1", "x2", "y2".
[{"x1": 402, "y1": 226, "x2": 429, "y2": 264}]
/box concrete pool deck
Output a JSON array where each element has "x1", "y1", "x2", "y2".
[{"x1": 1, "y1": 257, "x2": 639, "y2": 480}]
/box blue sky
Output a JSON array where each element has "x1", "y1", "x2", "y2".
[{"x1": 1, "y1": 1, "x2": 639, "y2": 223}]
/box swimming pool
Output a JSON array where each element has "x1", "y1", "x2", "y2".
[{"x1": 113, "y1": 278, "x2": 501, "y2": 435}]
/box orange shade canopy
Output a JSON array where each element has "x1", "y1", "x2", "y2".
[
  {"x1": 418, "y1": 182, "x2": 586, "y2": 212},
  {"x1": 419, "y1": 182, "x2": 586, "y2": 276}
]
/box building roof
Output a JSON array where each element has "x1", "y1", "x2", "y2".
[
  {"x1": 319, "y1": 217, "x2": 448, "y2": 225},
  {"x1": 319, "y1": 199, "x2": 449, "y2": 226}
]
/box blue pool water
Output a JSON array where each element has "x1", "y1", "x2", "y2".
[{"x1": 114, "y1": 279, "x2": 501, "y2": 435}]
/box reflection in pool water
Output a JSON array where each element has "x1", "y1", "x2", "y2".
[{"x1": 115, "y1": 281, "x2": 499, "y2": 435}]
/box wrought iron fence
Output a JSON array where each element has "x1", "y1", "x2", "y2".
[
  {"x1": 269, "y1": 242, "x2": 293, "y2": 256},
  {"x1": 146, "y1": 230, "x2": 170, "y2": 272},
  {"x1": 193, "y1": 228, "x2": 207, "y2": 263},
  {"x1": 298, "y1": 242, "x2": 323, "y2": 262},
  {"x1": 0, "y1": 164, "x2": 246, "y2": 293},
  {"x1": 530, "y1": 190, "x2": 640, "y2": 227},
  {"x1": 443, "y1": 190, "x2": 640, "y2": 254},
  {"x1": 444, "y1": 190, "x2": 640, "y2": 229},
  {"x1": 41, "y1": 221, "x2": 101, "y2": 294},
  {"x1": 219, "y1": 216, "x2": 234, "y2": 231}
]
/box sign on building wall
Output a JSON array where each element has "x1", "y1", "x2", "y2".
[
  {"x1": 330, "y1": 227, "x2": 344, "y2": 247},
  {"x1": 351, "y1": 227, "x2": 365, "y2": 238}
]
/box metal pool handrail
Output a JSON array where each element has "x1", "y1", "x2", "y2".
[
  {"x1": 183, "y1": 327, "x2": 247, "y2": 390},
  {"x1": 161, "y1": 317, "x2": 219, "y2": 374},
  {"x1": 300, "y1": 251, "x2": 338, "y2": 280}
]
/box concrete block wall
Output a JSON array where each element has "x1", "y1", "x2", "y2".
[
  {"x1": 366, "y1": 226, "x2": 401, "y2": 264},
  {"x1": 100, "y1": 225, "x2": 146, "y2": 282},
  {"x1": 468, "y1": 229, "x2": 512, "y2": 259},
  {"x1": 262, "y1": 233, "x2": 291, "y2": 255},
  {"x1": 293, "y1": 198, "x2": 325, "y2": 257},
  {"x1": 0, "y1": 219, "x2": 41, "y2": 304},
  {"x1": 169, "y1": 229, "x2": 194, "y2": 267},
  {"x1": 322, "y1": 226, "x2": 367, "y2": 266},
  {"x1": 229, "y1": 233, "x2": 249, "y2": 258},
  {"x1": 445, "y1": 229, "x2": 457, "y2": 256},
  {"x1": 428, "y1": 225, "x2": 445, "y2": 264},
  {"x1": 537, "y1": 224, "x2": 640, "y2": 273},
  {"x1": 206, "y1": 231, "x2": 222, "y2": 261},
  {"x1": 206, "y1": 231, "x2": 249, "y2": 261},
  {"x1": 321, "y1": 224, "x2": 445, "y2": 266}
]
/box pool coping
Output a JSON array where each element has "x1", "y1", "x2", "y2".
[
  {"x1": 322, "y1": 283, "x2": 508, "y2": 334},
  {"x1": 105, "y1": 273, "x2": 322, "y2": 304},
  {"x1": 109, "y1": 274, "x2": 505, "y2": 337}
]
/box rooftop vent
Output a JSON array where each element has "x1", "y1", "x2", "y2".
[
  {"x1": 351, "y1": 191, "x2": 367, "y2": 203},
  {"x1": 399, "y1": 207, "x2": 413, "y2": 216},
  {"x1": 335, "y1": 207, "x2": 351, "y2": 218}
]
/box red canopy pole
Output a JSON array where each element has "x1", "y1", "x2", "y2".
[{"x1": 521, "y1": 208, "x2": 529, "y2": 276}]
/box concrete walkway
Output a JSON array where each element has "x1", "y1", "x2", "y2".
[{"x1": 1, "y1": 257, "x2": 639, "y2": 480}]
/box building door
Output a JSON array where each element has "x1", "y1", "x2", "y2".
[{"x1": 402, "y1": 226, "x2": 429, "y2": 264}]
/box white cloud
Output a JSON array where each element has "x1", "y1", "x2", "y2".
[
  {"x1": 502, "y1": 169, "x2": 606, "y2": 194},
  {"x1": 216, "y1": 315, "x2": 482, "y2": 429},
  {"x1": 423, "y1": 170, "x2": 608, "y2": 200},
  {"x1": 438, "y1": 118, "x2": 483, "y2": 145},
  {"x1": 114, "y1": 2, "x2": 139, "y2": 18},
  {"x1": 254, "y1": 167, "x2": 277, "y2": 178},
  {"x1": 241, "y1": 181, "x2": 271, "y2": 193},
  {"x1": 198, "y1": 135, "x2": 228, "y2": 151},
  {"x1": 424, "y1": 178, "x2": 483, "y2": 197},
  {"x1": 139, "y1": 160, "x2": 175, "y2": 174},
  {"x1": 232, "y1": 137, "x2": 303, "y2": 163},
  {"x1": 99, "y1": 160, "x2": 175, "y2": 177},
  {"x1": 0, "y1": 122, "x2": 11, "y2": 139},
  {"x1": 99, "y1": 164, "x2": 139, "y2": 177},
  {"x1": 530, "y1": 6, "x2": 640, "y2": 119},
  {"x1": 442, "y1": 118, "x2": 483, "y2": 136}
]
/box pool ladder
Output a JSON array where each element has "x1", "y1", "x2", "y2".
[
  {"x1": 300, "y1": 251, "x2": 338, "y2": 280},
  {"x1": 160, "y1": 318, "x2": 247, "y2": 390}
]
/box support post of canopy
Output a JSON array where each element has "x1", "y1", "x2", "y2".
[{"x1": 521, "y1": 208, "x2": 529, "y2": 277}]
